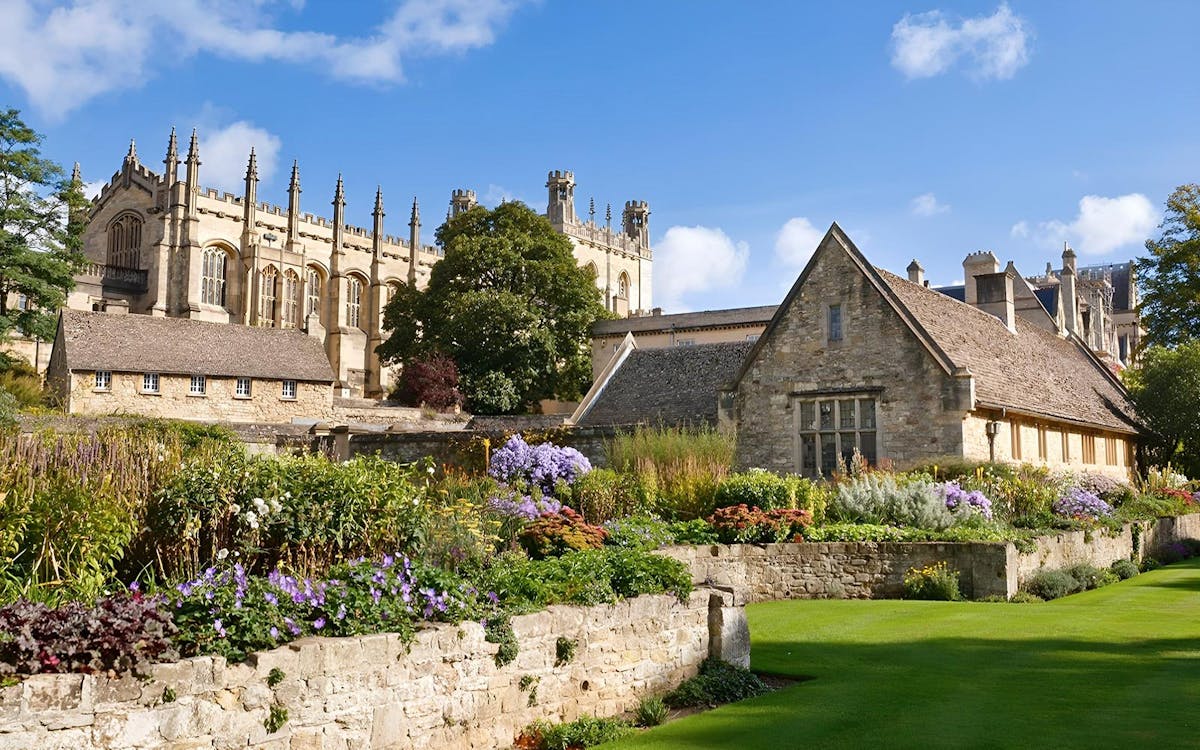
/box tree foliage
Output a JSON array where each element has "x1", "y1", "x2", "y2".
[
  {"x1": 391, "y1": 352, "x2": 463, "y2": 411},
  {"x1": 379, "y1": 201, "x2": 607, "y2": 414},
  {"x1": 1135, "y1": 184, "x2": 1200, "y2": 348},
  {"x1": 1123, "y1": 342, "x2": 1200, "y2": 478}
]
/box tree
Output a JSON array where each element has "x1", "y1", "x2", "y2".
[
  {"x1": 1135, "y1": 184, "x2": 1200, "y2": 348},
  {"x1": 0, "y1": 109, "x2": 87, "y2": 343},
  {"x1": 379, "y1": 201, "x2": 608, "y2": 414},
  {"x1": 1123, "y1": 342, "x2": 1200, "y2": 477},
  {"x1": 392, "y1": 352, "x2": 463, "y2": 411}
]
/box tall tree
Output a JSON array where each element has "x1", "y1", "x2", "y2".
[
  {"x1": 1135, "y1": 184, "x2": 1200, "y2": 348},
  {"x1": 379, "y1": 201, "x2": 609, "y2": 414},
  {"x1": 1123, "y1": 342, "x2": 1200, "y2": 477},
  {"x1": 0, "y1": 109, "x2": 87, "y2": 343}
]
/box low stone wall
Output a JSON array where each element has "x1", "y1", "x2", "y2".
[
  {"x1": 0, "y1": 589, "x2": 746, "y2": 750},
  {"x1": 662, "y1": 542, "x2": 1015, "y2": 603}
]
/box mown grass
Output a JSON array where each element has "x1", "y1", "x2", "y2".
[{"x1": 608, "y1": 559, "x2": 1200, "y2": 749}]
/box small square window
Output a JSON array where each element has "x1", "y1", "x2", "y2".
[
  {"x1": 95, "y1": 370, "x2": 111, "y2": 391},
  {"x1": 189, "y1": 375, "x2": 206, "y2": 395},
  {"x1": 828, "y1": 304, "x2": 843, "y2": 342},
  {"x1": 235, "y1": 377, "x2": 252, "y2": 398},
  {"x1": 142, "y1": 373, "x2": 159, "y2": 393},
  {"x1": 677, "y1": 339, "x2": 696, "y2": 347},
  {"x1": 281, "y1": 380, "x2": 297, "y2": 400}
]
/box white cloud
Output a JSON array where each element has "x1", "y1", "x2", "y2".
[
  {"x1": 891, "y1": 3, "x2": 1031, "y2": 81},
  {"x1": 655, "y1": 226, "x2": 750, "y2": 312},
  {"x1": 200, "y1": 121, "x2": 283, "y2": 194},
  {"x1": 773, "y1": 217, "x2": 824, "y2": 269},
  {"x1": 1010, "y1": 220, "x2": 1029, "y2": 238},
  {"x1": 911, "y1": 192, "x2": 950, "y2": 217},
  {"x1": 81, "y1": 179, "x2": 107, "y2": 200},
  {"x1": 1035, "y1": 194, "x2": 1158, "y2": 255},
  {"x1": 481, "y1": 184, "x2": 527, "y2": 207},
  {"x1": 0, "y1": 0, "x2": 525, "y2": 119}
]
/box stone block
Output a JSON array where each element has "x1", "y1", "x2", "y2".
[{"x1": 25, "y1": 674, "x2": 87, "y2": 713}]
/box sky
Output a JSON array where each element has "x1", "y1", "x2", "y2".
[{"x1": 2, "y1": 0, "x2": 1197, "y2": 312}]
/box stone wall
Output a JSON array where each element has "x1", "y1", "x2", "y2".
[
  {"x1": 662, "y1": 541, "x2": 1015, "y2": 603},
  {"x1": 1015, "y1": 513, "x2": 1200, "y2": 584},
  {"x1": 331, "y1": 426, "x2": 620, "y2": 471},
  {"x1": 0, "y1": 589, "x2": 746, "y2": 750}
]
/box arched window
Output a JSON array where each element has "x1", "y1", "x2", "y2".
[
  {"x1": 281, "y1": 270, "x2": 299, "y2": 328},
  {"x1": 201, "y1": 246, "x2": 227, "y2": 306},
  {"x1": 346, "y1": 275, "x2": 364, "y2": 329},
  {"x1": 305, "y1": 266, "x2": 323, "y2": 322},
  {"x1": 618, "y1": 272, "x2": 630, "y2": 299},
  {"x1": 385, "y1": 282, "x2": 402, "y2": 307},
  {"x1": 260, "y1": 265, "x2": 278, "y2": 326},
  {"x1": 106, "y1": 213, "x2": 143, "y2": 269},
  {"x1": 585, "y1": 262, "x2": 598, "y2": 278}
]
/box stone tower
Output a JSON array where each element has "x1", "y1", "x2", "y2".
[
  {"x1": 547, "y1": 170, "x2": 576, "y2": 225},
  {"x1": 622, "y1": 200, "x2": 650, "y2": 252},
  {"x1": 449, "y1": 189, "x2": 477, "y2": 218}
]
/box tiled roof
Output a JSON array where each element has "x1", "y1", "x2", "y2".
[
  {"x1": 592, "y1": 306, "x2": 777, "y2": 336},
  {"x1": 57, "y1": 310, "x2": 335, "y2": 382},
  {"x1": 875, "y1": 269, "x2": 1139, "y2": 432},
  {"x1": 578, "y1": 341, "x2": 752, "y2": 427}
]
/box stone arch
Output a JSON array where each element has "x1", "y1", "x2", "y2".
[
  {"x1": 260, "y1": 264, "x2": 279, "y2": 326},
  {"x1": 106, "y1": 211, "x2": 143, "y2": 269},
  {"x1": 281, "y1": 269, "x2": 300, "y2": 328},
  {"x1": 304, "y1": 263, "x2": 326, "y2": 324},
  {"x1": 345, "y1": 271, "x2": 368, "y2": 329},
  {"x1": 200, "y1": 243, "x2": 235, "y2": 307}
]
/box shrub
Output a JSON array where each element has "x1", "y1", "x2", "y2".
[
  {"x1": 1069, "y1": 472, "x2": 1133, "y2": 504},
  {"x1": 902, "y1": 562, "x2": 962, "y2": 601},
  {"x1": 487, "y1": 491, "x2": 563, "y2": 521},
  {"x1": 707, "y1": 505, "x2": 813, "y2": 544},
  {"x1": 1026, "y1": 569, "x2": 1080, "y2": 600},
  {"x1": 0, "y1": 387, "x2": 18, "y2": 431},
  {"x1": 489, "y1": 434, "x2": 591, "y2": 496},
  {"x1": 714, "y1": 469, "x2": 827, "y2": 519},
  {"x1": 0, "y1": 594, "x2": 177, "y2": 676},
  {"x1": 1143, "y1": 464, "x2": 1190, "y2": 493},
  {"x1": 520, "y1": 715, "x2": 633, "y2": 750},
  {"x1": 1065, "y1": 563, "x2": 1103, "y2": 590},
  {"x1": 1117, "y1": 491, "x2": 1191, "y2": 520},
  {"x1": 605, "y1": 425, "x2": 734, "y2": 520},
  {"x1": 568, "y1": 468, "x2": 648, "y2": 523},
  {"x1": 992, "y1": 465, "x2": 1063, "y2": 527},
  {"x1": 392, "y1": 352, "x2": 463, "y2": 411},
  {"x1": 829, "y1": 474, "x2": 955, "y2": 530},
  {"x1": 805, "y1": 522, "x2": 907, "y2": 542},
  {"x1": 938, "y1": 482, "x2": 994, "y2": 520},
  {"x1": 663, "y1": 658, "x2": 769, "y2": 708},
  {"x1": 518, "y1": 508, "x2": 607, "y2": 560},
  {"x1": 1008, "y1": 591, "x2": 1044, "y2": 603},
  {"x1": 603, "y1": 514, "x2": 676, "y2": 551},
  {"x1": 667, "y1": 519, "x2": 719, "y2": 544},
  {"x1": 483, "y1": 548, "x2": 692, "y2": 611},
  {"x1": 0, "y1": 354, "x2": 43, "y2": 408},
  {"x1": 1158, "y1": 539, "x2": 1200, "y2": 564},
  {"x1": 1052, "y1": 488, "x2": 1115, "y2": 521},
  {"x1": 635, "y1": 695, "x2": 669, "y2": 727},
  {"x1": 1111, "y1": 558, "x2": 1139, "y2": 580}
]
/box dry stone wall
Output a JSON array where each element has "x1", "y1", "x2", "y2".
[
  {"x1": 0, "y1": 589, "x2": 745, "y2": 750},
  {"x1": 1015, "y1": 513, "x2": 1200, "y2": 584}
]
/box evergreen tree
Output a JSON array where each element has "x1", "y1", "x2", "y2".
[{"x1": 1135, "y1": 184, "x2": 1200, "y2": 348}]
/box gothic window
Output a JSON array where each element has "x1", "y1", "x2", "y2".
[
  {"x1": 346, "y1": 275, "x2": 364, "y2": 329},
  {"x1": 585, "y1": 262, "x2": 598, "y2": 279},
  {"x1": 796, "y1": 396, "x2": 878, "y2": 477},
  {"x1": 106, "y1": 213, "x2": 143, "y2": 269},
  {"x1": 201, "y1": 247, "x2": 227, "y2": 307},
  {"x1": 305, "y1": 267, "x2": 323, "y2": 322},
  {"x1": 260, "y1": 266, "x2": 278, "y2": 327},
  {"x1": 282, "y1": 270, "x2": 299, "y2": 328},
  {"x1": 617, "y1": 272, "x2": 629, "y2": 299}
]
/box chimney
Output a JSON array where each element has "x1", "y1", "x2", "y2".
[
  {"x1": 975, "y1": 269, "x2": 1017, "y2": 333},
  {"x1": 1061, "y1": 243, "x2": 1079, "y2": 336},
  {"x1": 963, "y1": 251, "x2": 1000, "y2": 305},
  {"x1": 906, "y1": 259, "x2": 924, "y2": 285}
]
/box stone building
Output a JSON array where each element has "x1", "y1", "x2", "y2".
[
  {"x1": 69, "y1": 130, "x2": 652, "y2": 399},
  {"x1": 733, "y1": 224, "x2": 1141, "y2": 479},
  {"x1": 589, "y1": 305, "x2": 775, "y2": 379},
  {"x1": 46, "y1": 309, "x2": 334, "y2": 422}
]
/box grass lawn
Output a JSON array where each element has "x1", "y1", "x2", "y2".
[{"x1": 607, "y1": 559, "x2": 1200, "y2": 749}]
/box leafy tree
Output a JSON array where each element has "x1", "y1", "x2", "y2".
[
  {"x1": 392, "y1": 352, "x2": 463, "y2": 411},
  {"x1": 1135, "y1": 184, "x2": 1200, "y2": 348},
  {"x1": 379, "y1": 201, "x2": 608, "y2": 414},
  {"x1": 1123, "y1": 342, "x2": 1200, "y2": 477},
  {"x1": 0, "y1": 109, "x2": 87, "y2": 343}
]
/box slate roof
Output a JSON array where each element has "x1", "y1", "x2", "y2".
[
  {"x1": 578, "y1": 341, "x2": 753, "y2": 427},
  {"x1": 56, "y1": 310, "x2": 335, "y2": 382},
  {"x1": 933, "y1": 284, "x2": 966, "y2": 302},
  {"x1": 1034, "y1": 287, "x2": 1059, "y2": 316},
  {"x1": 874, "y1": 269, "x2": 1139, "y2": 432},
  {"x1": 591, "y1": 306, "x2": 777, "y2": 337}
]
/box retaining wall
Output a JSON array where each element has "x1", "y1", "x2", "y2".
[{"x1": 0, "y1": 589, "x2": 746, "y2": 750}]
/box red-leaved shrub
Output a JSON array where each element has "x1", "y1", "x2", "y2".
[
  {"x1": 707, "y1": 504, "x2": 813, "y2": 544},
  {"x1": 393, "y1": 353, "x2": 463, "y2": 411},
  {"x1": 518, "y1": 508, "x2": 608, "y2": 560}
]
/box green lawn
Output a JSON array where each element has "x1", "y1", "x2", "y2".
[{"x1": 609, "y1": 559, "x2": 1200, "y2": 749}]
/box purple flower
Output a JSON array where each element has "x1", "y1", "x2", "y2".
[
  {"x1": 213, "y1": 619, "x2": 226, "y2": 637},
  {"x1": 313, "y1": 617, "x2": 326, "y2": 630},
  {"x1": 939, "y1": 482, "x2": 994, "y2": 521},
  {"x1": 1053, "y1": 487, "x2": 1114, "y2": 520},
  {"x1": 487, "y1": 434, "x2": 592, "y2": 496},
  {"x1": 269, "y1": 626, "x2": 279, "y2": 639}
]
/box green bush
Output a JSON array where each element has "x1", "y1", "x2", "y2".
[
  {"x1": 1026, "y1": 569, "x2": 1080, "y2": 600},
  {"x1": 518, "y1": 508, "x2": 607, "y2": 560},
  {"x1": 1111, "y1": 559, "x2": 1139, "y2": 580},
  {"x1": 902, "y1": 562, "x2": 962, "y2": 601},
  {"x1": 714, "y1": 469, "x2": 827, "y2": 519},
  {"x1": 707, "y1": 505, "x2": 813, "y2": 544},
  {"x1": 636, "y1": 695, "x2": 669, "y2": 727},
  {"x1": 603, "y1": 514, "x2": 675, "y2": 551},
  {"x1": 605, "y1": 425, "x2": 734, "y2": 520},
  {"x1": 1065, "y1": 563, "x2": 1103, "y2": 590},
  {"x1": 667, "y1": 518, "x2": 719, "y2": 544},
  {"x1": 805, "y1": 522, "x2": 908, "y2": 542},
  {"x1": 568, "y1": 468, "x2": 651, "y2": 523},
  {"x1": 522, "y1": 715, "x2": 633, "y2": 750},
  {"x1": 0, "y1": 354, "x2": 43, "y2": 408},
  {"x1": 663, "y1": 658, "x2": 769, "y2": 708},
  {"x1": 1008, "y1": 591, "x2": 1044, "y2": 603}
]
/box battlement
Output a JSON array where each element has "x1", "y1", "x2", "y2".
[
  {"x1": 964, "y1": 250, "x2": 998, "y2": 261},
  {"x1": 451, "y1": 189, "x2": 476, "y2": 200},
  {"x1": 547, "y1": 170, "x2": 575, "y2": 183},
  {"x1": 624, "y1": 200, "x2": 649, "y2": 210}
]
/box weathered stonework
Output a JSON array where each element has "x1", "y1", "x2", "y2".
[{"x1": 0, "y1": 590, "x2": 743, "y2": 750}]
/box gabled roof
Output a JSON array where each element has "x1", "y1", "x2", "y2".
[
  {"x1": 577, "y1": 341, "x2": 753, "y2": 427},
  {"x1": 591, "y1": 305, "x2": 777, "y2": 336},
  {"x1": 736, "y1": 223, "x2": 1140, "y2": 434},
  {"x1": 56, "y1": 310, "x2": 335, "y2": 383}
]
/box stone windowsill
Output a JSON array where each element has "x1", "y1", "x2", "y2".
[
  {"x1": 233, "y1": 394, "x2": 252, "y2": 400},
  {"x1": 186, "y1": 393, "x2": 207, "y2": 398},
  {"x1": 140, "y1": 391, "x2": 161, "y2": 396}
]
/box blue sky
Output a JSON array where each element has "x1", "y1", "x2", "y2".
[{"x1": 2, "y1": 1, "x2": 1196, "y2": 311}]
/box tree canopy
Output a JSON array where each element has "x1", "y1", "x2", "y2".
[
  {"x1": 1123, "y1": 342, "x2": 1200, "y2": 477},
  {"x1": 1135, "y1": 184, "x2": 1200, "y2": 348},
  {"x1": 378, "y1": 200, "x2": 609, "y2": 414},
  {"x1": 0, "y1": 109, "x2": 86, "y2": 342}
]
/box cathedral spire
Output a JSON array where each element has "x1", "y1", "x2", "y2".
[
  {"x1": 186, "y1": 129, "x2": 200, "y2": 163},
  {"x1": 245, "y1": 147, "x2": 258, "y2": 181},
  {"x1": 289, "y1": 159, "x2": 300, "y2": 193},
  {"x1": 163, "y1": 127, "x2": 179, "y2": 183},
  {"x1": 409, "y1": 197, "x2": 421, "y2": 286},
  {"x1": 70, "y1": 162, "x2": 81, "y2": 185},
  {"x1": 125, "y1": 138, "x2": 137, "y2": 165}
]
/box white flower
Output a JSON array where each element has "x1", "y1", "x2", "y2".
[
  {"x1": 426, "y1": 466, "x2": 435, "y2": 475},
  {"x1": 269, "y1": 499, "x2": 282, "y2": 514},
  {"x1": 230, "y1": 503, "x2": 241, "y2": 514},
  {"x1": 216, "y1": 548, "x2": 229, "y2": 560},
  {"x1": 252, "y1": 497, "x2": 268, "y2": 514}
]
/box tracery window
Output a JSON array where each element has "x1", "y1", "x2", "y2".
[
  {"x1": 305, "y1": 267, "x2": 322, "y2": 322},
  {"x1": 200, "y1": 247, "x2": 227, "y2": 307},
  {"x1": 261, "y1": 266, "x2": 278, "y2": 327},
  {"x1": 617, "y1": 272, "x2": 629, "y2": 299},
  {"x1": 282, "y1": 270, "x2": 299, "y2": 328},
  {"x1": 106, "y1": 213, "x2": 143, "y2": 269},
  {"x1": 346, "y1": 275, "x2": 364, "y2": 329}
]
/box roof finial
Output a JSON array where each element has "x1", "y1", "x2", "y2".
[
  {"x1": 589, "y1": 196, "x2": 595, "y2": 223},
  {"x1": 164, "y1": 127, "x2": 178, "y2": 164},
  {"x1": 125, "y1": 138, "x2": 137, "y2": 163},
  {"x1": 410, "y1": 196, "x2": 420, "y2": 223},
  {"x1": 374, "y1": 185, "x2": 384, "y2": 215},
  {"x1": 186, "y1": 128, "x2": 199, "y2": 161},
  {"x1": 333, "y1": 173, "x2": 345, "y2": 206},
  {"x1": 288, "y1": 160, "x2": 300, "y2": 191},
  {"x1": 605, "y1": 202, "x2": 612, "y2": 229},
  {"x1": 71, "y1": 162, "x2": 81, "y2": 184},
  {"x1": 245, "y1": 147, "x2": 258, "y2": 181}
]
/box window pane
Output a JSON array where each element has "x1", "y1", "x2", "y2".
[
  {"x1": 859, "y1": 399, "x2": 876, "y2": 428},
  {"x1": 840, "y1": 432, "x2": 856, "y2": 464},
  {"x1": 819, "y1": 401, "x2": 834, "y2": 430},
  {"x1": 860, "y1": 432, "x2": 877, "y2": 465},
  {"x1": 800, "y1": 402, "x2": 815, "y2": 431},
  {"x1": 839, "y1": 399, "x2": 856, "y2": 429},
  {"x1": 820, "y1": 433, "x2": 837, "y2": 475},
  {"x1": 828, "y1": 304, "x2": 842, "y2": 342},
  {"x1": 800, "y1": 434, "x2": 816, "y2": 477}
]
